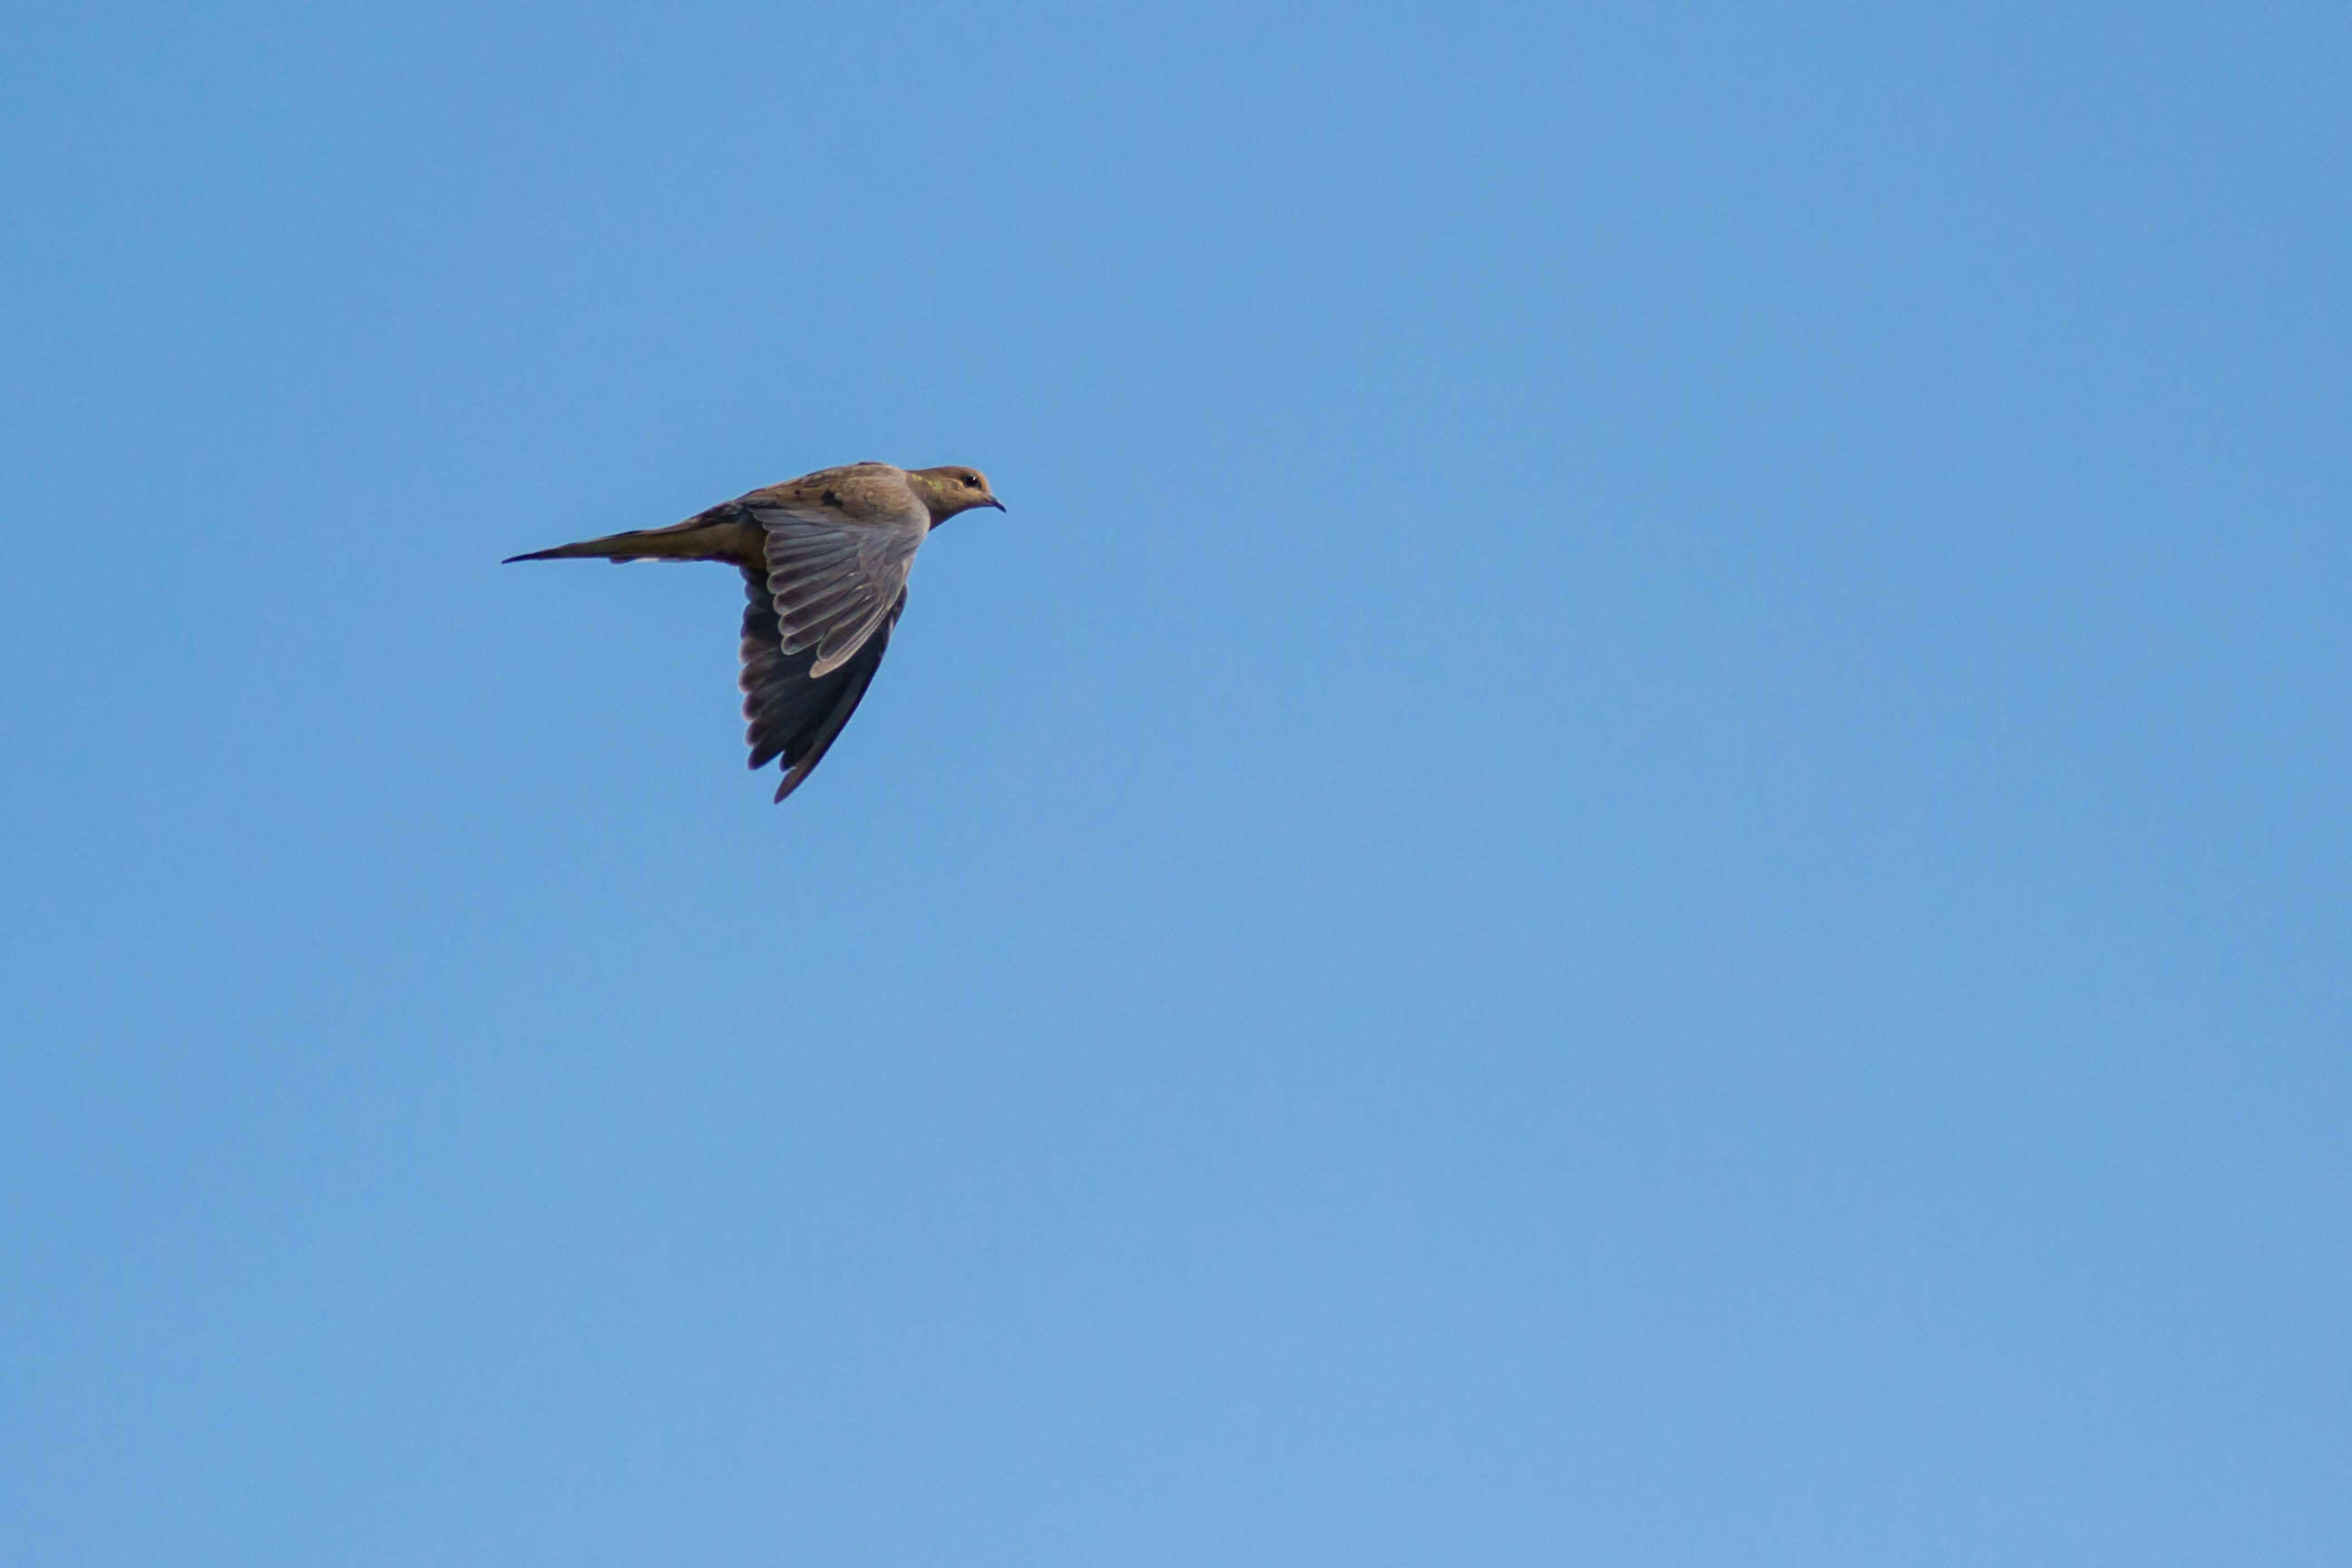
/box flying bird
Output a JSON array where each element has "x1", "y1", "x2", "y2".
[{"x1": 505, "y1": 461, "x2": 1004, "y2": 802}]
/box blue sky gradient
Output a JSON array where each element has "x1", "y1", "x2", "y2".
[{"x1": 5, "y1": 3, "x2": 2347, "y2": 1563}]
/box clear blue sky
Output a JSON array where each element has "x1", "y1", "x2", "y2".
[{"x1": 5, "y1": 3, "x2": 2347, "y2": 1563}]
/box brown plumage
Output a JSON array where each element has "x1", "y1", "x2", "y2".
[{"x1": 504, "y1": 462, "x2": 1004, "y2": 802}]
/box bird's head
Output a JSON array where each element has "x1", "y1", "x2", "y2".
[{"x1": 909, "y1": 465, "x2": 1006, "y2": 525}]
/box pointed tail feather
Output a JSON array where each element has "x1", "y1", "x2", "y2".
[{"x1": 502, "y1": 516, "x2": 758, "y2": 566}]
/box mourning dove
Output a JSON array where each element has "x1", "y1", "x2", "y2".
[{"x1": 505, "y1": 462, "x2": 1005, "y2": 802}]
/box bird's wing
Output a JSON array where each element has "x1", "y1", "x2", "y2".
[
  {"x1": 738, "y1": 569, "x2": 907, "y2": 803},
  {"x1": 747, "y1": 492, "x2": 928, "y2": 679}
]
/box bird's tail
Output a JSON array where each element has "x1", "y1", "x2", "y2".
[{"x1": 503, "y1": 517, "x2": 756, "y2": 566}]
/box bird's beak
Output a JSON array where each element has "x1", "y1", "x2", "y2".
[{"x1": 986, "y1": 497, "x2": 1007, "y2": 511}]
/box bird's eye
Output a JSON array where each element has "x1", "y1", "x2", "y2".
[{"x1": 963, "y1": 473, "x2": 981, "y2": 487}]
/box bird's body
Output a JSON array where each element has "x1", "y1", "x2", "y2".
[{"x1": 505, "y1": 462, "x2": 1003, "y2": 802}]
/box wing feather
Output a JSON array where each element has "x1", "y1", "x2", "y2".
[
  {"x1": 750, "y1": 498, "x2": 927, "y2": 677},
  {"x1": 737, "y1": 569, "x2": 906, "y2": 802}
]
